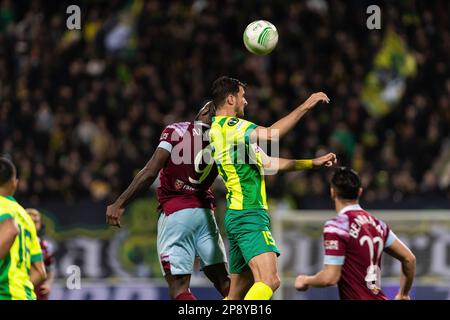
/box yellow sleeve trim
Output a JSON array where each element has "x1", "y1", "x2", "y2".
[{"x1": 295, "y1": 160, "x2": 313, "y2": 170}]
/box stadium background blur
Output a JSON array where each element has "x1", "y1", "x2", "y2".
[{"x1": 0, "y1": 0, "x2": 449, "y2": 299}]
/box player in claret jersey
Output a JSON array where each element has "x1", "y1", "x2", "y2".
[
  {"x1": 26, "y1": 208, "x2": 55, "y2": 300},
  {"x1": 106, "y1": 101, "x2": 230, "y2": 300},
  {"x1": 295, "y1": 167, "x2": 416, "y2": 300}
]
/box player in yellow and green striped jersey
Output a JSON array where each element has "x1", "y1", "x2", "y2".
[
  {"x1": 209, "y1": 76, "x2": 337, "y2": 300},
  {"x1": 0, "y1": 157, "x2": 47, "y2": 300}
]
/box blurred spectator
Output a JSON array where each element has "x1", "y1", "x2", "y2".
[{"x1": 0, "y1": 0, "x2": 449, "y2": 208}]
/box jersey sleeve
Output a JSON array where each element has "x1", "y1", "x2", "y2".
[
  {"x1": 30, "y1": 224, "x2": 43, "y2": 264},
  {"x1": 322, "y1": 217, "x2": 350, "y2": 265},
  {"x1": 157, "y1": 126, "x2": 180, "y2": 153},
  {"x1": 384, "y1": 228, "x2": 398, "y2": 248},
  {"x1": 0, "y1": 212, "x2": 13, "y2": 222},
  {"x1": 378, "y1": 219, "x2": 398, "y2": 249}
]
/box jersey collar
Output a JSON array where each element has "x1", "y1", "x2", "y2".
[
  {"x1": 212, "y1": 115, "x2": 229, "y2": 121},
  {"x1": 338, "y1": 203, "x2": 362, "y2": 216},
  {"x1": 1, "y1": 195, "x2": 17, "y2": 202}
]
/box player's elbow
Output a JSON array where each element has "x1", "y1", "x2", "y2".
[
  {"x1": 323, "y1": 272, "x2": 341, "y2": 286},
  {"x1": 402, "y1": 252, "x2": 416, "y2": 266},
  {"x1": 37, "y1": 268, "x2": 47, "y2": 284},
  {"x1": 40, "y1": 270, "x2": 48, "y2": 283},
  {"x1": 266, "y1": 128, "x2": 281, "y2": 142},
  {"x1": 142, "y1": 167, "x2": 159, "y2": 181},
  {"x1": 325, "y1": 277, "x2": 339, "y2": 286},
  {"x1": 31, "y1": 264, "x2": 47, "y2": 287}
]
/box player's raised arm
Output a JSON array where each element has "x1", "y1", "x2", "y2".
[
  {"x1": 0, "y1": 217, "x2": 18, "y2": 260},
  {"x1": 106, "y1": 147, "x2": 170, "y2": 227},
  {"x1": 384, "y1": 236, "x2": 416, "y2": 300},
  {"x1": 259, "y1": 148, "x2": 337, "y2": 174},
  {"x1": 250, "y1": 92, "x2": 330, "y2": 142}
]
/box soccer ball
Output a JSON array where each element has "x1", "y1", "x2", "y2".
[{"x1": 243, "y1": 20, "x2": 279, "y2": 55}]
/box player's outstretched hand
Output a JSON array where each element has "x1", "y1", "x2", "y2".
[
  {"x1": 294, "y1": 275, "x2": 309, "y2": 291},
  {"x1": 303, "y1": 92, "x2": 330, "y2": 110},
  {"x1": 312, "y1": 153, "x2": 337, "y2": 168},
  {"x1": 106, "y1": 203, "x2": 124, "y2": 228}
]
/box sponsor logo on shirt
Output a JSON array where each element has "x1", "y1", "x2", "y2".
[
  {"x1": 174, "y1": 179, "x2": 184, "y2": 190},
  {"x1": 174, "y1": 179, "x2": 198, "y2": 192},
  {"x1": 236, "y1": 120, "x2": 245, "y2": 130},
  {"x1": 324, "y1": 240, "x2": 339, "y2": 250},
  {"x1": 160, "y1": 132, "x2": 169, "y2": 140},
  {"x1": 228, "y1": 118, "x2": 239, "y2": 126}
]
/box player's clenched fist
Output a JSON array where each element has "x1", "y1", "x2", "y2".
[
  {"x1": 106, "y1": 203, "x2": 124, "y2": 228},
  {"x1": 295, "y1": 275, "x2": 309, "y2": 291},
  {"x1": 312, "y1": 153, "x2": 337, "y2": 168}
]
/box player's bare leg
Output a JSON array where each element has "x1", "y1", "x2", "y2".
[
  {"x1": 245, "y1": 252, "x2": 280, "y2": 300},
  {"x1": 203, "y1": 263, "x2": 231, "y2": 298},
  {"x1": 227, "y1": 269, "x2": 254, "y2": 300},
  {"x1": 164, "y1": 273, "x2": 196, "y2": 300}
]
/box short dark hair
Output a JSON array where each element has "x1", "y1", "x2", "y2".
[
  {"x1": 331, "y1": 167, "x2": 361, "y2": 200},
  {"x1": 211, "y1": 76, "x2": 246, "y2": 108},
  {"x1": 0, "y1": 157, "x2": 16, "y2": 186}
]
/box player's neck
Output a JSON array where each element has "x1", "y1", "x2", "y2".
[
  {"x1": 0, "y1": 187, "x2": 13, "y2": 197},
  {"x1": 215, "y1": 105, "x2": 236, "y2": 117},
  {"x1": 335, "y1": 199, "x2": 359, "y2": 214}
]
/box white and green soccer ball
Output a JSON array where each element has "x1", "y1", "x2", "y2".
[{"x1": 243, "y1": 20, "x2": 279, "y2": 55}]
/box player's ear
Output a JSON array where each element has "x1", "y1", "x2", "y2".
[
  {"x1": 330, "y1": 187, "x2": 335, "y2": 200},
  {"x1": 358, "y1": 187, "x2": 363, "y2": 198},
  {"x1": 226, "y1": 94, "x2": 235, "y2": 106}
]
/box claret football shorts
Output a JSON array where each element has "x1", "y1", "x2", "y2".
[{"x1": 157, "y1": 208, "x2": 227, "y2": 276}]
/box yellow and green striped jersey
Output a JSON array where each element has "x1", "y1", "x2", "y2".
[
  {"x1": 209, "y1": 116, "x2": 268, "y2": 210},
  {"x1": 0, "y1": 195, "x2": 42, "y2": 300}
]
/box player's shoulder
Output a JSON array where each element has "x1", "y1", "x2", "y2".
[
  {"x1": 0, "y1": 196, "x2": 19, "y2": 219},
  {"x1": 160, "y1": 121, "x2": 192, "y2": 140},
  {"x1": 212, "y1": 116, "x2": 253, "y2": 128},
  {"x1": 164, "y1": 121, "x2": 192, "y2": 132},
  {"x1": 16, "y1": 205, "x2": 35, "y2": 229},
  {"x1": 1, "y1": 199, "x2": 33, "y2": 229},
  {"x1": 324, "y1": 213, "x2": 350, "y2": 235}
]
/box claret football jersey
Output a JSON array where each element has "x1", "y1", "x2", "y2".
[{"x1": 322, "y1": 204, "x2": 398, "y2": 300}]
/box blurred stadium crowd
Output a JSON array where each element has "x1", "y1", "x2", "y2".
[{"x1": 0, "y1": 0, "x2": 449, "y2": 209}]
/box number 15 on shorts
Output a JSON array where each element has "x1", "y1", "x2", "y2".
[{"x1": 262, "y1": 230, "x2": 275, "y2": 246}]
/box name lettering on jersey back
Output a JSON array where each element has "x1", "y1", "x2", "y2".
[{"x1": 349, "y1": 214, "x2": 384, "y2": 239}]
